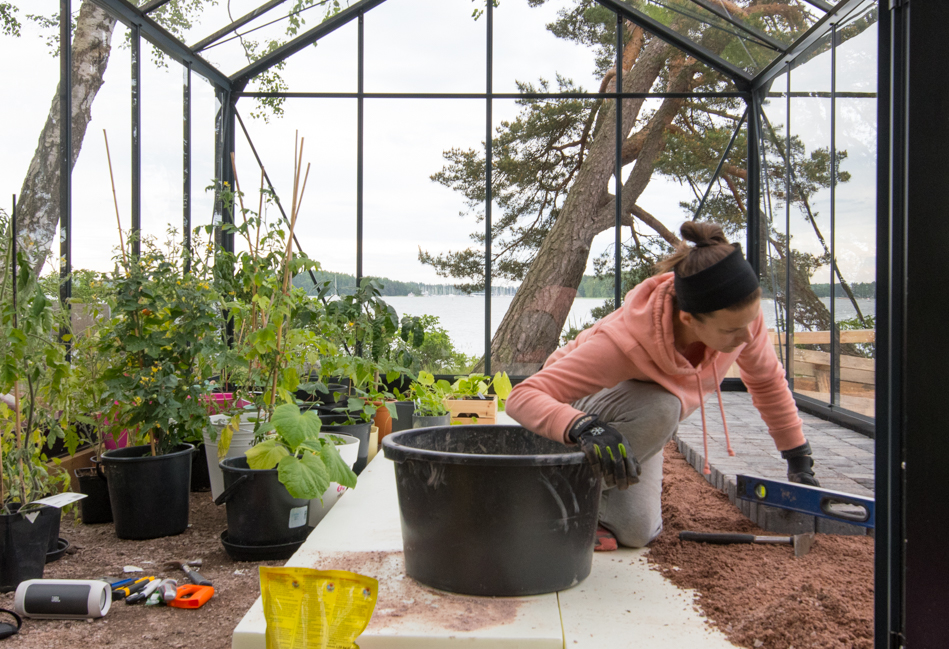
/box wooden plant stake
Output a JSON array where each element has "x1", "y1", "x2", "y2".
[
  {"x1": 10, "y1": 196, "x2": 27, "y2": 505},
  {"x1": 103, "y1": 130, "x2": 130, "y2": 272}
]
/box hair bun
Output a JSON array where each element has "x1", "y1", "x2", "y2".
[{"x1": 680, "y1": 221, "x2": 727, "y2": 247}]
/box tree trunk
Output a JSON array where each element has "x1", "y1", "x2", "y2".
[
  {"x1": 15, "y1": 0, "x2": 117, "y2": 275},
  {"x1": 483, "y1": 38, "x2": 673, "y2": 374}
]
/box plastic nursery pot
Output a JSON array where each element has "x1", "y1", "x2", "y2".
[
  {"x1": 190, "y1": 443, "x2": 212, "y2": 493},
  {"x1": 204, "y1": 414, "x2": 258, "y2": 502},
  {"x1": 100, "y1": 444, "x2": 195, "y2": 540},
  {"x1": 216, "y1": 457, "x2": 312, "y2": 547},
  {"x1": 75, "y1": 464, "x2": 112, "y2": 524},
  {"x1": 390, "y1": 401, "x2": 415, "y2": 434},
  {"x1": 383, "y1": 425, "x2": 601, "y2": 597},
  {"x1": 412, "y1": 414, "x2": 451, "y2": 429},
  {"x1": 0, "y1": 504, "x2": 56, "y2": 592},
  {"x1": 307, "y1": 433, "x2": 360, "y2": 528},
  {"x1": 318, "y1": 415, "x2": 373, "y2": 475}
]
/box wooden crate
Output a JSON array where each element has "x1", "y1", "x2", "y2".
[{"x1": 445, "y1": 396, "x2": 497, "y2": 425}]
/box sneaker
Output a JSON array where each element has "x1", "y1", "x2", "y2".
[{"x1": 594, "y1": 524, "x2": 617, "y2": 552}]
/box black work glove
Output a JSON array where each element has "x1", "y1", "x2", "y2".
[
  {"x1": 568, "y1": 414, "x2": 641, "y2": 490},
  {"x1": 782, "y1": 441, "x2": 820, "y2": 487}
]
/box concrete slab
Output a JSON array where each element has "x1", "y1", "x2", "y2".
[
  {"x1": 233, "y1": 455, "x2": 563, "y2": 648},
  {"x1": 233, "y1": 416, "x2": 739, "y2": 648},
  {"x1": 559, "y1": 550, "x2": 738, "y2": 648}
]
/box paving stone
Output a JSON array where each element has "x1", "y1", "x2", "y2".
[
  {"x1": 816, "y1": 517, "x2": 869, "y2": 536},
  {"x1": 757, "y1": 505, "x2": 816, "y2": 535}
]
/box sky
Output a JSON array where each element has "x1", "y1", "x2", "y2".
[{"x1": 0, "y1": 0, "x2": 878, "y2": 286}]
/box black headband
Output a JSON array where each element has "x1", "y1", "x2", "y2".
[{"x1": 673, "y1": 244, "x2": 759, "y2": 314}]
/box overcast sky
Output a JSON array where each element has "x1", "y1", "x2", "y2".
[{"x1": 0, "y1": 0, "x2": 877, "y2": 285}]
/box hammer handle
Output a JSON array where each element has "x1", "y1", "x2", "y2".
[
  {"x1": 680, "y1": 531, "x2": 758, "y2": 544},
  {"x1": 182, "y1": 565, "x2": 212, "y2": 587}
]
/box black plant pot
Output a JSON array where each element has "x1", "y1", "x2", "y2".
[
  {"x1": 100, "y1": 444, "x2": 195, "y2": 540},
  {"x1": 75, "y1": 457, "x2": 112, "y2": 524},
  {"x1": 190, "y1": 443, "x2": 212, "y2": 492},
  {"x1": 215, "y1": 457, "x2": 311, "y2": 548},
  {"x1": 318, "y1": 415, "x2": 373, "y2": 475},
  {"x1": 391, "y1": 401, "x2": 416, "y2": 433},
  {"x1": 0, "y1": 505, "x2": 56, "y2": 592}
]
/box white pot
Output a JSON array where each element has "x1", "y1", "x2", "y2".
[
  {"x1": 204, "y1": 413, "x2": 259, "y2": 501},
  {"x1": 308, "y1": 432, "x2": 359, "y2": 527}
]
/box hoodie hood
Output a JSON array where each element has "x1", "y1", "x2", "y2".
[{"x1": 618, "y1": 273, "x2": 722, "y2": 378}]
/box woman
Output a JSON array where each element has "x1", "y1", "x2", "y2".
[{"x1": 505, "y1": 222, "x2": 819, "y2": 549}]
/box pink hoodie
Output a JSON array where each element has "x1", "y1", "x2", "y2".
[{"x1": 505, "y1": 273, "x2": 805, "y2": 465}]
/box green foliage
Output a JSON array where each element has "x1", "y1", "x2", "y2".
[
  {"x1": 410, "y1": 371, "x2": 451, "y2": 417},
  {"x1": 838, "y1": 314, "x2": 875, "y2": 359},
  {"x1": 449, "y1": 371, "x2": 513, "y2": 411},
  {"x1": 244, "y1": 403, "x2": 356, "y2": 500},
  {"x1": 0, "y1": 234, "x2": 73, "y2": 506},
  {"x1": 98, "y1": 229, "x2": 225, "y2": 455},
  {"x1": 399, "y1": 314, "x2": 478, "y2": 374}
]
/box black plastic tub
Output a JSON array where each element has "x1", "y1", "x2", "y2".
[
  {"x1": 75, "y1": 461, "x2": 112, "y2": 524},
  {"x1": 100, "y1": 444, "x2": 194, "y2": 540},
  {"x1": 216, "y1": 457, "x2": 311, "y2": 547},
  {"x1": 0, "y1": 505, "x2": 55, "y2": 592},
  {"x1": 383, "y1": 425, "x2": 601, "y2": 597}
]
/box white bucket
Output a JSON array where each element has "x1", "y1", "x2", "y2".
[
  {"x1": 308, "y1": 433, "x2": 359, "y2": 527},
  {"x1": 204, "y1": 414, "x2": 259, "y2": 501}
]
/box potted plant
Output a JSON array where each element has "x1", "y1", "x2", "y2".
[
  {"x1": 409, "y1": 371, "x2": 452, "y2": 428},
  {"x1": 215, "y1": 403, "x2": 357, "y2": 556},
  {"x1": 0, "y1": 215, "x2": 71, "y2": 590},
  {"x1": 96, "y1": 229, "x2": 225, "y2": 540},
  {"x1": 444, "y1": 372, "x2": 513, "y2": 425}
]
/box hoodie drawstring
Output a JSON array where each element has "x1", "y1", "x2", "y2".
[
  {"x1": 712, "y1": 364, "x2": 736, "y2": 458},
  {"x1": 696, "y1": 366, "x2": 736, "y2": 475}
]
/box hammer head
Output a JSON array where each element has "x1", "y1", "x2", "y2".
[{"x1": 792, "y1": 533, "x2": 815, "y2": 557}]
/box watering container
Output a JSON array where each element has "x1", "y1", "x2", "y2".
[{"x1": 383, "y1": 425, "x2": 601, "y2": 597}]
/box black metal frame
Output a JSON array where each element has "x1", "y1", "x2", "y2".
[{"x1": 57, "y1": 2, "x2": 924, "y2": 643}]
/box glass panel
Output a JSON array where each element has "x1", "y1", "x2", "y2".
[
  {"x1": 620, "y1": 0, "x2": 822, "y2": 74},
  {"x1": 787, "y1": 32, "x2": 833, "y2": 404},
  {"x1": 364, "y1": 0, "x2": 485, "y2": 94},
  {"x1": 362, "y1": 98, "x2": 485, "y2": 374},
  {"x1": 191, "y1": 72, "x2": 218, "y2": 231},
  {"x1": 71, "y1": 24, "x2": 133, "y2": 273},
  {"x1": 831, "y1": 0, "x2": 877, "y2": 419},
  {"x1": 493, "y1": 0, "x2": 601, "y2": 96},
  {"x1": 140, "y1": 55, "x2": 185, "y2": 246},
  {"x1": 758, "y1": 70, "x2": 790, "y2": 372}
]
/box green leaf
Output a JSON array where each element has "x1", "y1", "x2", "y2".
[
  {"x1": 319, "y1": 439, "x2": 357, "y2": 489},
  {"x1": 245, "y1": 439, "x2": 290, "y2": 470},
  {"x1": 278, "y1": 452, "x2": 330, "y2": 500},
  {"x1": 270, "y1": 403, "x2": 321, "y2": 450}
]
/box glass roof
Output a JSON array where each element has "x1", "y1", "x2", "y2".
[{"x1": 614, "y1": 0, "x2": 832, "y2": 76}]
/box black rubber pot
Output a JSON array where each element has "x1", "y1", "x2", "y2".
[
  {"x1": 390, "y1": 401, "x2": 415, "y2": 433},
  {"x1": 319, "y1": 415, "x2": 373, "y2": 475},
  {"x1": 412, "y1": 414, "x2": 450, "y2": 428},
  {"x1": 100, "y1": 444, "x2": 194, "y2": 540},
  {"x1": 190, "y1": 443, "x2": 212, "y2": 492},
  {"x1": 75, "y1": 461, "x2": 112, "y2": 524},
  {"x1": 0, "y1": 505, "x2": 55, "y2": 592},
  {"x1": 216, "y1": 457, "x2": 312, "y2": 547},
  {"x1": 38, "y1": 506, "x2": 61, "y2": 554},
  {"x1": 383, "y1": 425, "x2": 601, "y2": 597}
]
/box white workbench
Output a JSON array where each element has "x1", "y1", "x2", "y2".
[{"x1": 232, "y1": 430, "x2": 737, "y2": 648}]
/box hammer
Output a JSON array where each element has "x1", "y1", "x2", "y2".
[
  {"x1": 165, "y1": 559, "x2": 212, "y2": 586},
  {"x1": 679, "y1": 531, "x2": 816, "y2": 557}
]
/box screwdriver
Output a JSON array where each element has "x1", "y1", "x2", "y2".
[
  {"x1": 112, "y1": 576, "x2": 155, "y2": 600},
  {"x1": 126, "y1": 577, "x2": 163, "y2": 605}
]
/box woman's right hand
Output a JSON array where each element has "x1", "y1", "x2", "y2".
[{"x1": 568, "y1": 415, "x2": 641, "y2": 489}]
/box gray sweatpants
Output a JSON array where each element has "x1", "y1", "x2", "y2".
[{"x1": 573, "y1": 380, "x2": 681, "y2": 548}]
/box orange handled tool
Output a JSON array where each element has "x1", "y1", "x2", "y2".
[{"x1": 168, "y1": 584, "x2": 214, "y2": 609}]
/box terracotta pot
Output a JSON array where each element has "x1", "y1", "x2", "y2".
[{"x1": 373, "y1": 402, "x2": 394, "y2": 443}]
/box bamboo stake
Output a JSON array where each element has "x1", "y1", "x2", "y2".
[
  {"x1": 103, "y1": 130, "x2": 130, "y2": 272},
  {"x1": 10, "y1": 196, "x2": 27, "y2": 505}
]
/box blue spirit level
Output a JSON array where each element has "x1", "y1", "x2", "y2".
[{"x1": 736, "y1": 474, "x2": 875, "y2": 529}]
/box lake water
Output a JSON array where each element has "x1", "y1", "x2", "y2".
[{"x1": 385, "y1": 295, "x2": 876, "y2": 356}]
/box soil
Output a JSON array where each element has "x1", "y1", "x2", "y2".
[
  {"x1": 0, "y1": 442, "x2": 873, "y2": 648},
  {"x1": 647, "y1": 441, "x2": 874, "y2": 649},
  {"x1": 0, "y1": 492, "x2": 284, "y2": 649}
]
